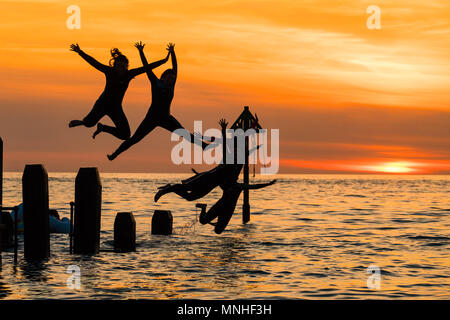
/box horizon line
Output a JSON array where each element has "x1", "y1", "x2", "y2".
[{"x1": 3, "y1": 170, "x2": 450, "y2": 176}]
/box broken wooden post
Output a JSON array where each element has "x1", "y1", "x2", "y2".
[
  {"x1": 22, "y1": 164, "x2": 50, "y2": 261},
  {"x1": 114, "y1": 212, "x2": 136, "y2": 252},
  {"x1": 151, "y1": 210, "x2": 173, "y2": 235},
  {"x1": 74, "y1": 167, "x2": 101, "y2": 254}
]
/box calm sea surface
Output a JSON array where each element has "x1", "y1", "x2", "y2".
[{"x1": 0, "y1": 173, "x2": 449, "y2": 299}]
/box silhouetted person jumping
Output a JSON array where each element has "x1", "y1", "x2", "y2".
[
  {"x1": 154, "y1": 119, "x2": 261, "y2": 202},
  {"x1": 107, "y1": 42, "x2": 207, "y2": 161},
  {"x1": 69, "y1": 43, "x2": 169, "y2": 140}
]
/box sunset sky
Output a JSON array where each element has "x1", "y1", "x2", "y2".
[{"x1": 0, "y1": 0, "x2": 449, "y2": 174}]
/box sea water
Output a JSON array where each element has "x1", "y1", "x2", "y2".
[{"x1": 0, "y1": 173, "x2": 448, "y2": 299}]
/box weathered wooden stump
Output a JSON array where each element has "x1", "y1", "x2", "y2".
[
  {"x1": 0, "y1": 221, "x2": 4, "y2": 267},
  {"x1": 151, "y1": 210, "x2": 173, "y2": 235},
  {"x1": 74, "y1": 167, "x2": 102, "y2": 254},
  {"x1": 114, "y1": 212, "x2": 136, "y2": 252},
  {"x1": 0, "y1": 211, "x2": 13, "y2": 249},
  {"x1": 0, "y1": 137, "x2": 3, "y2": 209},
  {"x1": 22, "y1": 164, "x2": 50, "y2": 261}
]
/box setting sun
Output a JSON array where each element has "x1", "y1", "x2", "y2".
[
  {"x1": 317, "y1": 160, "x2": 428, "y2": 174},
  {"x1": 348, "y1": 161, "x2": 420, "y2": 174},
  {"x1": 375, "y1": 162, "x2": 416, "y2": 173}
]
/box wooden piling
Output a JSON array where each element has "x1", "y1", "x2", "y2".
[
  {"x1": 151, "y1": 210, "x2": 173, "y2": 235},
  {"x1": 0, "y1": 224, "x2": 2, "y2": 268},
  {"x1": 0, "y1": 211, "x2": 13, "y2": 249},
  {"x1": 22, "y1": 164, "x2": 50, "y2": 261},
  {"x1": 1, "y1": 139, "x2": 3, "y2": 267},
  {"x1": 243, "y1": 135, "x2": 250, "y2": 223},
  {"x1": 114, "y1": 212, "x2": 136, "y2": 252},
  {"x1": 74, "y1": 167, "x2": 101, "y2": 254},
  {"x1": 0, "y1": 137, "x2": 3, "y2": 209},
  {"x1": 230, "y1": 106, "x2": 262, "y2": 224}
]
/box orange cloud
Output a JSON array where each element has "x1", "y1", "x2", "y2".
[{"x1": 0, "y1": 0, "x2": 449, "y2": 173}]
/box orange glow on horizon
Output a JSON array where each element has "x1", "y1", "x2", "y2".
[
  {"x1": 282, "y1": 159, "x2": 450, "y2": 174},
  {"x1": 349, "y1": 161, "x2": 419, "y2": 174},
  {"x1": 0, "y1": 1, "x2": 449, "y2": 173}
]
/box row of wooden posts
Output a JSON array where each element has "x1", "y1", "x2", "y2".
[
  {"x1": 0, "y1": 139, "x2": 173, "y2": 263},
  {"x1": 0, "y1": 106, "x2": 261, "y2": 264}
]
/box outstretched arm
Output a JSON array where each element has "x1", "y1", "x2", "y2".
[
  {"x1": 134, "y1": 42, "x2": 159, "y2": 83},
  {"x1": 168, "y1": 43, "x2": 177, "y2": 83},
  {"x1": 242, "y1": 179, "x2": 277, "y2": 190},
  {"x1": 129, "y1": 42, "x2": 170, "y2": 78},
  {"x1": 70, "y1": 44, "x2": 109, "y2": 73}
]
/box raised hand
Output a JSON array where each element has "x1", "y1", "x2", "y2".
[
  {"x1": 166, "y1": 43, "x2": 175, "y2": 53},
  {"x1": 134, "y1": 41, "x2": 145, "y2": 51},
  {"x1": 219, "y1": 118, "x2": 228, "y2": 129},
  {"x1": 70, "y1": 43, "x2": 81, "y2": 53}
]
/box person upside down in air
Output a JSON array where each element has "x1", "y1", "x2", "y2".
[
  {"x1": 69, "y1": 43, "x2": 169, "y2": 140},
  {"x1": 195, "y1": 119, "x2": 275, "y2": 234},
  {"x1": 154, "y1": 119, "x2": 261, "y2": 203},
  {"x1": 107, "y1": 42, "x2": 208, "y2": 161}
]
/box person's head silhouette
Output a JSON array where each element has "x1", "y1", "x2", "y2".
[
  {"x1": 109, "y1": 48, "x2": 129, "y2": 73},
  {"x1": 160, "y1": 69, "x2": 176, "y2": 87}
]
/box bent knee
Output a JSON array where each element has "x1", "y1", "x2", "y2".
[{"x1": 83, "y1": 119, "x2": 96, "y2": 128}]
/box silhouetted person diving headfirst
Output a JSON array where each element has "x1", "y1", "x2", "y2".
[
  {"x1": 154, "y1": 118, "x2": 262, "y2": 203},
  {"x1": 107, "y1": 42, "x2": 208, "y2": 161},
  {"x1": 68, "y1": 43, "x2": 169, "y2": 140}
]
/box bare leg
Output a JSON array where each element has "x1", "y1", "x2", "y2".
[
  {"x1": 155, "y1": 183, "x2": 209, "y2": 202},
  {"x1": 71, "y1": 100, "x2": 105, "y2": 129},
  {"x1": 196, "y1": 204, "x2": 216, "y2": 226},
  {"x1": 93, "y1": 108, "x2": 131, "y2": 140},
  {"x1": 108, "y1": 116, "x2": 157, "y2": 160},
  {"x1": 69, "y1": 120, "x2": 84, "y2": 128},
  {"x1": 92, "y1": 123, "x2": 104, "y2": 139},
  {"x1": 161, "y1": 115, "x2": 209, "y2": 149},
  {"x1": 155, "y1": 184, "x2": 194, "y2": 202}
]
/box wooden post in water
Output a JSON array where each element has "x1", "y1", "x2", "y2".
[
  {"x1": 243, "y1": 134, "x2": 250, "y2": 223},
  {"x1": 230, "y1": 106, "x2": 262, "y2": 224},
  {"x1": 114, "y1": 212, "x2": 136, "y2": 252},
  {"x1": 22, "y1": 164, "x2": 50, "y2": 261},
  {"x1": 0, "y1": 222, "x2": 3, "y2": 268},
  {"x1": 0, "y1": 212, "x2": 13, "y2": 249},
  {"x1": 0, "y1": 138, "x2": 4, "y2": 266},
  {"x1": 0, "y1": 225, "x2": 2, "y2": 268},
  {"x1": 0, "y1": 137, "x2": 3, "y2": 210},
  {"x1": 151, "y1": 210, "x2": 173, "y2": 235},
  {"x1": 74, "y1": 167, "x2": 101, "y2": 254}
]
